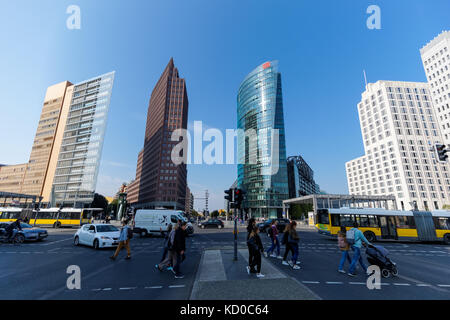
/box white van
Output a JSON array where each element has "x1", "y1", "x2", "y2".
[{"x1": 133, "y1": 209, "x2": 194, "y2": 237}]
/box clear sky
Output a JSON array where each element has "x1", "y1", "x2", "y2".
[{"x1": 0, "y1": 0, "x2": 449, "y2": 211}]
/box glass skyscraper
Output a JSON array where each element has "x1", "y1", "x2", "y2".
[
  {"x1": 51, "y1": 72, "x2": 115, "y2": 207},
  {"x1": 237, "y1": 61, "x2": 289, "y2": 218}
]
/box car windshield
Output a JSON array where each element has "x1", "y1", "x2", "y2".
[
  {"x1": 20, "y1": 223, "x2": 33, "y2": 228},
  {"x1": 96, "y1": 225, "x2": 119, "y2": 232}
]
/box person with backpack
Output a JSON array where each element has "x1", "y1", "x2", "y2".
[
  {"x1": 246, "y1": 226, "x2": 265, "y2": 278},
  {"x1": 172, "y1": 221, "x2": 188, "y2": 279},
  {"x1": 337, "y1": 226, "x2": 352, "y2": 273},
  {"x1": 347, "y1": 222, "x2": 371, "y2": 277},
  {"x1": 264, "y1": 220, "x2": 282, "y2": 259},
  {"x1": 110, "y1": 219, "x2": 132, "y2": 260},
  {"x1": 287, "y1": 221, "x2": 301, "y2": 270}
]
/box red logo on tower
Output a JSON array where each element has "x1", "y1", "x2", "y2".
[{"x1": 262, "y1": 62, "x2": 271, "y2": 69}]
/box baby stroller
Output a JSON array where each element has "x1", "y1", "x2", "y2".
[{"x1": 365, "y1": 244, "x2": 398, "y2": 278}]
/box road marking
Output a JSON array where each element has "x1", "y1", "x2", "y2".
[
  {"x1": 437, "y1": 284, "x2": 450, "y2": 288},
  {"x1": 40, "y1": 237, "x2": 73, "y2": 246},
  {"x1": 119, "y1": 287, "x2": 136, "y2": 290},
  {"x1": 393, "y1": 283, "x2": 411, "y2": 286},
  {"x1": 349, "y1": 282, "x2": 366, "y2": 285},
  {"x1": 102, "y1": 288, "x2": 112, "y2": 291},
  {"x1": 416, "y1": 284, "x2": 431, "y2": 287},
  {"x1": 145, "y1": 286, "x2": 163, "y2": 289},
  {"x1": 169, "y1": 285, "x2": 186, "y2": 288},
  {"x1": 302, "y1": 281, "x2": 320, "y2": 284},
  {"x1": 326, "y1": 282, "x2": 343, "y2": 285}
]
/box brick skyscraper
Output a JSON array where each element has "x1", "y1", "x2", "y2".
[{"x1": 128, "y1": 58, "x2": 188, "y2": 210}]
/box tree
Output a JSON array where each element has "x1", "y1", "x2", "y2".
[
  {"x1": 91, "y1": 193, "x2": 109, "y2": 218},
  {"x1": 210, "y1": 210, "x2": 219, "y2": 218},
  {"x1": 289, "y1": 203, "x2": 313, "y2": 220},
  {"x1": 191, "y1": 209, "x2": 199, "y2": 217}
]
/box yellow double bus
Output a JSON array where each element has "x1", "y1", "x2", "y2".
[
  {"x1": 29, "y1": 208, "x2": 100, "y2": 228},
  {"x1": 315, "y1": 208, "x2": 450, "y2": 245}
]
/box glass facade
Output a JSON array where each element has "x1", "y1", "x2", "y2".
[
  {"x1": 52, "y1": 72, "x2": 115, "y2": 207},
  {"x1": 237, "y1": 61, "x2": 288, "y2": 218},
  {"x1": 287, "y1": 155, "x2": 320, "y2": 198}
]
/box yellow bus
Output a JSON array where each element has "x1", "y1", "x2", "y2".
[
  {"x1": 315, "y1": 208, "x2": 450, "y2": 245},
  {"x1": 29, "y1": 208, "x2": 100, "y2": 228},
  {"x1": 0, "y1": 207, "x2": 23, "y2": 222}
]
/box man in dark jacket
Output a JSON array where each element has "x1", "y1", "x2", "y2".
[
  {"x1": 173, "y1": 221, "x2": 187, "y2": 279},
  {"x1": 5, "y1": 218, "x2": 22, "y2": 240}
]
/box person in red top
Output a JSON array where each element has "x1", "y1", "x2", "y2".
[{"x1": 264, "y1": 220, "x2": 282, "y2": 259}]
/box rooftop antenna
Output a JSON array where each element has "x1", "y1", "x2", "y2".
[{"x1": 363, "y1": 69, "x2": 368, "y2": 90}]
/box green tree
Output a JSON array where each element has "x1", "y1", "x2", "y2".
[
  {"x1": 210, "y1": 210, "x2": 219, "y2": 218},
  {"x1": 289, "y1": 203, "x2": 313, "y2": 220},
  {"x1": 91, "y1": 193, "x2": 109, "y2": 217}
]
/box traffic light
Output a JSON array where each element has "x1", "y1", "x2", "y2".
[
  {"x1": 436, "y1": 144, "x2": 448, "y2": 162},
  {"x1": 234, "y1": 189, "x2": 247, "y2": 209},
  {"x1": 224, "y1": 188, "x2": 234, "y2": 203}
]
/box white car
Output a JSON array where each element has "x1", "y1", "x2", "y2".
[{"x1": 74, "y1": 224, "x2": 121, "y2": 249}]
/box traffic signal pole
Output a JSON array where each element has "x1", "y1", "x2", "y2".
[{"x1": 234, "y1": 209, "x2": 238, "y2": 261}]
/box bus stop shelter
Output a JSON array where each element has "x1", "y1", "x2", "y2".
[
  {"x1": 0, "y1": 191, "x2": 42, "y2": 208},
  {"x1": 282, "y1": 194, "x2": 397, "y2": 219}
]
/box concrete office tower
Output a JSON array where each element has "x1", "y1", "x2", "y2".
[
  {"x1": 51, "y1": 72, "x2": 115, "y2": 207},
  {"x1": 127, "y1": 58, "x2": 188, "y2": 210},
  {"x1": 237, "y1": 61, "x2": 289, "y2": 218},
  {"x1": 420, "y1": 31, "x2": 450, "y2": 145},
  {"x1": 346, "y1": 81, "x2": 450, "y2": 211}
]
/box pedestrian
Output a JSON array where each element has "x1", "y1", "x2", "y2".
[
  {"x1": 110, "y1": 219, "x2": 131, "y2": 260},
  {"x1": 172, "y1": 221, "x2": 187, "y2": 279},
  {"x1": 264, "y1": 220, "x2": 282, "y2": 259},
  {"x1": 159, "y1": 224, "x2": 173, "y2": 266},
  {"x1": 287, "y1": 221, "x2": 301, "y2": 270},
  {"x1": 157, "y1": 224, "x2": 177, "y2": 272},
  {"x1": 347, "y1": 222, "x2": 371, "y2": 277},
  {"x1": 281, "y1": 222, "x2": 294, "y2": 265},
  {"x1": 337, "y1": 226, "x2": 352, "y2": 273},
  {"x1": 246, "y1": 226, "x2": 265, "y2": 278},
  {"x1": 246, "y1": 218, "x2": 256, "y2": 269}
]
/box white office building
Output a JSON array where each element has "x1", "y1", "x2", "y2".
[
  {"x1": 346, "y1": 80, "x2": 450, "y2": 211},
  {"x1": 420, "y1": 31, "x2": 450, "y2": 145}
]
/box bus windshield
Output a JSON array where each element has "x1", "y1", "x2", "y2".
[{"x1": 317, "y1": 210, "x2": 330, "y2": 224}]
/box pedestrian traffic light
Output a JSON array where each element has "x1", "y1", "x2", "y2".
[
  {"x1": 436, "y1": 144, "x2": 448, "y2": 162},
  {"x1": 224, "y1": 188, "x2": 234, "y2": 203}
]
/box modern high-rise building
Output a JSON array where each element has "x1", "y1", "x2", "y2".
[
  {"x1": 128, "y1": 58, "x2": 188, "y2": 210},
  {"x1": 237, "y1": 61, "x2": 289, "y2": 218},
  {"x1": 51, "y1": 72, "x2": 115, "y2": 207},
  {"x1": 346, "y1": 80, "x2": 450, "y2": 211},
  {"x1": 0, "y1": 73, "x2": 115, "y2": 207},
  {"x1": 287, "y1": 155, "x2": 320, "y2": 198},
  {"x1": 420, "y1": 31, "x2": 450, "y2": 145}
]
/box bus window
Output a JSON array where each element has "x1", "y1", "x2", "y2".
[
  {"x1": 59, "y1": 211, "x2": 81, "y2": 220},
  {"x1": 37, "y1": 211, "x2": 58, "y2": 219},
  {"x1": 331, "y1": 214, "x2": 340, "y2": 226},
  {"x1": 317, "y1": 211, "x2": 329, "y2": 224},
  {"x1": 367, "y1": 215, "x2": 378, "y2": 228},
  {"x1": 340, "y1": 214, "x2": 354, "y2": 227},
  {"x1": 434, "y1": 217, "x2": 450, "y2": 230},
  {"x1": 357, "y1": 215, "x2": 369, "y2": 227}
]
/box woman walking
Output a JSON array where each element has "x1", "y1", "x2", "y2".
[
  {"x1": 337, "y1": 226, "x2": 352, "y2": 273},
  {"x1": 156, "y1": 224, "x2": 178, "y2": 272},
  {"x1": 110, "y1": 219, "x2": 131, "y2": 260},
  {"x1": 287, "y1": 221, "x2": 301, "y2": 270},
  {"x1": 246, "y1": 226, "x2": 265, "y2": 278},
  {"x1": 281, "y1": 223, "x2": 294, "y2": 265},
  {"x1": 159, "y1": 224, "x2": 173, "y2": 270},
  {"x1": 246, "y1": 218, "x2": 256, "y2": 271}
]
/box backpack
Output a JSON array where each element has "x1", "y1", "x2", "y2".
[
  {"x1": 346, "y1": 229, "x2": 356, "y2": 245},
  {"x1": 127, "y1": 227, "x2": 133, "y2": 239},
  {"x1": 247, "y1": 236, "x2": 258, "y2": 251}
]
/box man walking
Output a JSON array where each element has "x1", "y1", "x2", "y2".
[
  {"x1": 173, "y1": 221, "x2": 187, "y2": 279},
  {"x1": 264, "y1": 220, "x2": 282, "y2": 259},
  {"x1": 347, "y1": 222, "x2": 371, "y2": 277},
  {"x1": 110, "y1": 219, "x2": 131, "y2": 260}
]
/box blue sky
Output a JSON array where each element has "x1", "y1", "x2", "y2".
[{"x1": 0, "y1": 0, "x2": 449, "y2": 211}]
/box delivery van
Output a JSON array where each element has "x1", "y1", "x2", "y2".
[{"x1": 133, "y1": 209, "x2": 194, "y2": 237}]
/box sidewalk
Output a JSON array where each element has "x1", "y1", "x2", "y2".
[{"x1": 190, "y1": 248, "x2": 320, "y2": 300}]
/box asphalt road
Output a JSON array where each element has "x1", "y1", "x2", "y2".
[{"x1": 0, "y1": 225, "x2": 449, "y2": 300}]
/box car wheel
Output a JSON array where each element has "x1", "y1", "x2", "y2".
[
  {"x1": 93, "y1": 239, "x2": 100, "y2": 250},
  {"x1": 218, "y1": 225, "x2": 222, "y2": 229},
  {"x1": 391, "y1": 266, "x2": 398, "y2": 277},
  {"x1": 14, "y1": 234, "x2": 25, "y2": 244},
  {"x1": 74, "y1": 236, "x2": 80, "y2": 246},
  {"x1": 364, "y1": 231, "x2": 376, "y2": 243},
  {"x1": 201, "y1": 225, "x2": 205, "y2": 229},
  {"x1": 53, "y1": 222, "x2": 61, "y2": 229},
  {"x1": 140, "y1": 230, "x2": 147, "y2": 238},
  {"x1": 444, "y1": 234, "x2": 450, "y2": 245},
  {"x1": 381, "y1": 269, "x2": 390, "y2": 278}
]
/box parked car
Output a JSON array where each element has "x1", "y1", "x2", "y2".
[
  {"x1": 0, "y1": 222, "x2": 47, "y2": 242},
  {"x1": 73, "y1": 224, "x2": 120, "y2": 249},
  {"x1": 198, "y1": 219, "x2": 224, "y2": 229},
  {"x1": 257, "y1": 218, "x2": 290, "y2": 234}
]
